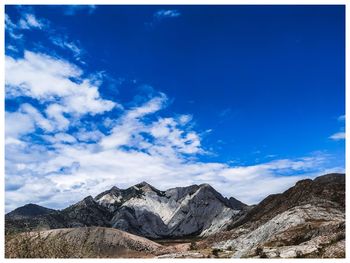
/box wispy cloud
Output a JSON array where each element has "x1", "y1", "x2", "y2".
[
  {"x1": 5, "y1": 10, "x2": 86, "y2": 63},
  {"x1": 154, "y1": 9, "x2": 181, "y2": 20},
  {"x1": 5, "y1": 12, "x2": 44, "y2": 39},
  {"x1": 329, "y1": 114, "x2": 345, "y2": 141},
  {"x1": 145, "y1": 9, "x2": 181, "y2": 29},
  {"x1": 338, "y1": 115, "x2": 345, "y2": 122},
  {"x1": 219, "y1": 108, "x2": 232, "y2": 118},
  {"x1": 18, "y1": 13, "x2": 44, "y2": 30},
  {"x1": 64, "y1": 5, "x2": 96, "y2": 16},
  {"x1": 49, "y1": 35, "x2": 84, "y2": 60},
  {"x1": 329, "y1": 132, "x2": 345, "y2": 141}
]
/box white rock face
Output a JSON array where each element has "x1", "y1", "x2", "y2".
[
  {"x1": 122, "y1": 192, "x2": 178, "y2": 223},
  {"x1": 200, "y1": 207, "x2": 238, "y2": 237},
  {"x1": 215, "y1": 204, "x2": 344, "y2": 258},
  {"x1": 95, "y1": 182, "x2": 243, "y2": 238},
  {"x1": 97, "y1": 193, "x2": 122, "y2": 206}
]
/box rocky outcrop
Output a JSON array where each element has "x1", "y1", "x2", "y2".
[
  {"x1": 225, "y1": 173, "x2": 344, "y2": 231},
  {"x1": 60, "y1": 196, "x2": 113, "y2": 227},
  {"x1": 213, "y1": 173, "x2": 345, "y2": 258}
]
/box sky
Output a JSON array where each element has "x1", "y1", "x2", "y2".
[{"x1": 4, "y1": 5, "x2": 345, "y2": 212}]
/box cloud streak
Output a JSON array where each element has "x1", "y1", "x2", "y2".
[
  {"x1": 63, "y1": 5, "x2": 96, "y2": 16},
  {"x1": 145, "y1": 9, "x2": 181, "y2": 29},
  {"x1": 154, "y1": 9, "x2": 181, "y2": 20},
  {"x1": 329, "y1": 114, "x2": 345, "y2": 141},
  {"x1": 329, "y1": 132, "x2": 345, "y2": 141}
]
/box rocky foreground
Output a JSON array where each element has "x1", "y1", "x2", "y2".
[
  {"x1": 5, "y1": 226, "x2": 161, "y2": 258},
  {"x1": 5, "y1": 173, "x2": 345, "y2": 258},
  {"x1": 193, "y1": 173, "x2": 345, "y2": 258}
]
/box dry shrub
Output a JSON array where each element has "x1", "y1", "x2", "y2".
[{"x1": 5, "y1": 231, "x2": 92, "y2": 258}]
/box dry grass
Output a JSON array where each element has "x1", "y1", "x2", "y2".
[{"x1": 5, "y1": 230, "x2": 91, "y2": 258}]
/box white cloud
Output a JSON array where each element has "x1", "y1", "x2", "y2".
[
  {"x1": 329, "y1": 132, "x2": 345, "y2": 141},
  {"x1": 5, "y1": 75, "x2": 340, "y2": 211},
  {"x1": 20, "y1": 103, "x2": 54, "y2": 132},
  {"x1": 5, "y1": 131, "x2": 339, "y2": 212},
  {"x1": 49, "y1": 35, "x2": 83, "y2": 60},
  {"x1": 99, "y1": 94, "x2": 202, "y2": 157},
  {"x1": 5, "y1": 11, "x2": 343, "y2": 212},
  {"x1": 18, "y1": 13, "x2": 44, "y2": 30},
  {"x1": 154, "y1": 10, "x2": 181, "y2": 19},
  {"x1": 329, "y1": 114, "x2": 346, "y2": 141},
  {"x1": 146, "y1": 9, "x2": 181, "y2": 29},
  {"x1": 5, "y1": 90, "x2": 341, "y2": 212},
  {"x1": 6, "y1": 11, "x2": 86, "y2": 63},
  {"x1": 43, "y1": 133, "x2": 77, "y2": 144},
  {"x1": 64, "y1": 5, "x2": 96, "y2": 16},
  {"x1": 6, "y1": 50, "x2": 116, "y2": 131},
  {"x1": 5, "y1": 12, "x2": 44, "y2": 40},
  {"x1": 127, "y1": 94, "x2": 167, "y2": 119},
  {"x1": 178, "y1": 114, "x2": 192, "y2": 125},
  {"x1": 338, "y1": 115, "x2": 345, "y2": 122},
  {"x1": 5, "y1": 111, "x2": 35, "y2": 140},
  {"x1": 5, "y1": 14, "x2": 23, "y2": 39},
  {"x1": 45, "y1": 104, "x2": 70, "y2": 130},
  {"x1": 75, "y1": 129, "x2": 104, "y2": 142}
]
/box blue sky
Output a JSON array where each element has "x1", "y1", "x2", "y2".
[{"x1": 5, "y1": 5, "x2": 345, "y2": 211}]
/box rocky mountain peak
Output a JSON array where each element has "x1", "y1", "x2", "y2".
[
  {"x1": 6, "y1": 203, "x2": 56, "y2": 219},
  {"x1": 313, "y1": 172, "x2": 345, "y2": 184},
  {"x1": 134, "y1": 181, "x2": 156, "y2": 191},
  {"x1": 135, "y1": 181, "x2": 150, "y2": 187},
  {"x1": 6, "y1": 181, "x2": 246, "y2": 239},
  {"x1": 81, "y1": 195, "x2": 95, "y2": 206},
  {"x1": 110, "y1": 186, "x2": 121, "y2": 192}
]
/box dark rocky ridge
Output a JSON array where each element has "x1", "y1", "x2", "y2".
[
  {"x1": 6, "y1": 203, "x2": 56, "y2": 219},
  {"x1": 200, "y1": 173, "x2": 346, "y2": 258},
  {"x1": 227, "y1": 173, "x2": 345, "y2": 230}
]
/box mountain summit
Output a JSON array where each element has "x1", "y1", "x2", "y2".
[
  {"x1": 6, "y1": 182, "x2": 246, "y2": 238},
  {"x1": 96, "y1": 182, "x2": 245, "y2": 238}
]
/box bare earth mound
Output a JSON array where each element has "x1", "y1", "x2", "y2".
[{"x1": 6, "y1": 226, "x2": 162, "y2": 258}]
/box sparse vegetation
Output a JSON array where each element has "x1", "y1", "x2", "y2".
[
  {"x1": 295, "y1": 250, "x2": 303, "y2": 258},
  {"x1": 255, "y1": 246, "x2": 263, "y2": 256},
  {"x1": 212, "y1": 248, "x2": 221, "y2": 257},
  {"x1": 5, "y1": 231, "x2": 90, "y2": 258},
  {"x1": 255, "y1": 246, "x2": 267, "y2": 258},
  {"x1": 189, "y1": 241, "x2": 197, "y2": 250}
]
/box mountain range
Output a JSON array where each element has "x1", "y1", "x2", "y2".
[
  {"x1": 5, "y1": 173, "x2": 345, "y2": 258},
  {"x1": 6, "y1": 181, "x2": 245, "y2": 238}
]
